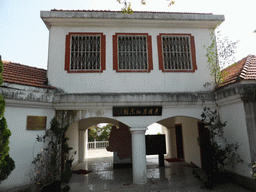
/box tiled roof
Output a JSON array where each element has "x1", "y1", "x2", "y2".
[
  {"x1": 51, "y1": 9, "x2": 213, "y2": 15},
  {"x1": 2, "y1": 61, "x2": 55, "y2": 89},
  {"x1": 221, "y1": 55, "x2": 256, "y2": 87}
]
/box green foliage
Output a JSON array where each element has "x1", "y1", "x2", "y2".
[
  {"x1": 0, "y1": 117, "x2": 10, "y2": 162},
  {"x1": 88, "y1": 124, "x2": 113, "y2": 142},
  {"x1": 0, "y1": 56, "x2": 15, "y2": 183},
  {"x1": 205, "y1": 26, "x2": 223, "y2": 89},
  {"x1": 205, "y1": 25, "x2": 238, "y2": 89},
  {"x1": 0, "y1": 154, "x2": 15, "y2": 181},
  {"x1": 251, "y1": 161, "x2": 256, "y2": 180},
  {"x1": 117, "y1": 0, "x2": 133, "y2": 13},
  {"x1": 0, "y1": 59, "x2": 3, "y2": 86},
  {"x1": 30, "y1": 118, "x2": 74, "y2": 190},
  {"x1": 200, "y1": 107, "x2": 243, "y2": 188},
  {"x1": 117, "y1": 0, "x2": 175, "y2": 13}
]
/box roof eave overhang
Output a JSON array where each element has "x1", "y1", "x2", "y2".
[{"x1": 40, "y1": 11, "x2": 224, "y2": 29}]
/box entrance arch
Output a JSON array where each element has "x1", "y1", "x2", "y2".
[
  {"x1": 157, "y1": 116, "x2": 205, "y2": 168},
  {"x1": 54, "y1": 93, "x2": 215, "y2": 185},
  {"x1": 64, "y1": 116, "x2": 148, "y2": 184},
  {"x1": 65, "y1": 117, "x2": 129, "y2": 163}
]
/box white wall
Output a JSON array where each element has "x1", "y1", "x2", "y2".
[
  {"x1": 48, "y1": 26, "x2": 212, "y2": 93},
  {"x1": 0, "y1": 106, "x2": 55, "y2": 190},
  {"x1": 65, "y1": 121, "x2": 79, "y2": 166},
  {"x1": 175, "y1": 117, "x2": 201, "y2": 167},
  {"x1": 219, "y1": 101, "x2": 252, "y2": 178}
]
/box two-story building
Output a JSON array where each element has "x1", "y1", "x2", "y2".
[{"x1": 1, "y1": 10, "x2": 256, "y2": 191}]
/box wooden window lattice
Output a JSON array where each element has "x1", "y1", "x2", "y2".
[
  {"x1": 118, "y1": 35, "x2": 148, "y2": 70},
  {"x1": 70, "y1": 35, "x2": 101, "y2": 71},
  {"x1": 162, "y1": 36, "x2": 192, "y2": 70}
]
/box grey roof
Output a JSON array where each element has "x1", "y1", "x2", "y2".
[{"x1": 41, "y1": 9, "x2": 224, "y2": 29}]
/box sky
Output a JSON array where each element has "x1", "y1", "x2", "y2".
[{"x1": 0, "y1": 0, "x2": 255, "y2": 69}]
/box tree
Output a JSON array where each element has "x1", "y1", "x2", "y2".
[
  {"x1": 88, "y1": 124, "x2": 114, "y2": 142},
  {"x1": 0, "y1": 56, "x2": 15, "y2": 183},
  {"x1": 30, "y1": 118, "x2": 73, "y2": 190},
  {"x1": 88, "y1": 125, "x2": 100, "y2": 142},
  {"x1": 200, "y1": 107, "x2": 243, "y2": 188},
  {"x1": 205, "y1": 25, "x2": 238, "y2": 89},
  {"x1": 98, "y1": 124, "x2": 112, "y2": 141},
  {"x1": 117, "y1": 0, "x2": 175, "y2": 13}
]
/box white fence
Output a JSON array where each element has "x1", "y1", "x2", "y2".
[{"x1": 88, "y1": 141, "x2": 109, "y2": 149}]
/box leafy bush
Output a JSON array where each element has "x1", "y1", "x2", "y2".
[
  {"x1": 251, "y1": 161, "x2": 256, "y2": 180},
  {"x1": 200, "y1": 107, "x2": 243, "y2": 188},
  {"x1": 30, "y1": 118, "x2": 72, "y2": 190},
  {"x1": 0, "y1": 57, "x2": 15, "y2": 183}
]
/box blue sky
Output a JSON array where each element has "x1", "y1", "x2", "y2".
[{"x1": 0, "y1": 0, "x2": 255, "y2": 69}]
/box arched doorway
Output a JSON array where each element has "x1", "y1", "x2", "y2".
[{"x1": 157, "y1": 116, "x2": 207, "y2": 168}]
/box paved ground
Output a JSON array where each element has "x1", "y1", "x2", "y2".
[
  {"x1": 70, "y1": 150, "x2": 252, "y2": 192},
  {"x1": 86, "y1": 148, "x2": 113, "y2": 158}
]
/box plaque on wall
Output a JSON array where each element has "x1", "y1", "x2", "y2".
[
  {"x1": 113, "y1": 106, "x2": 162, "y2": 116},
  {"x1": 26, "y1": 116, "x2": 47, "y2": 130}
]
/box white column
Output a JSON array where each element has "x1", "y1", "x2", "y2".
[
  {"x1": 79, "y1": 131, "x2": 85, "y2": 163},
  {"x1": 170, "y1": 128, "x2": 177, "y2": 158},
  {"x1": 130, "y1": 128, "x2": 147, "y2": 184},
  {"x1": 85, "y1": 129, "x2": 88, "y2": 158},
  {"x1": 165, "y1": 127, "x2": 172, "y2": 159}
]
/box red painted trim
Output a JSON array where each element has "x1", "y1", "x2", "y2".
[
  {"x1": 101, "y1": 34, "x2": 106, "y2": 71},
  {"x1": 113, "y1": 34, "x2": 118, "y2": 71},
  {"x1": 65, "y1": 34, "x2": 70, "y2": 71},
  {"x1": 64, "y1": 32, "x2": 106, "y2": 73},
  {"x1": 148, "y1": 35, "x2": 153, "y2": 71},
  {"x1": 190, "y1": 35, "x2": 197, "y2": 70},
  {"x1": 157, "y1": 35, "x2": 163, "y2": 71},
  {"x1": 157, "y1": 33, "x2": 197, "y2": 73},
  {"x1": 113, "y1": 33, "x2": 153, "y2": 73}
]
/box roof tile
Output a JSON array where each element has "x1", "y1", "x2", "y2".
[
  {"x1": 221, "y1": 55, "x2": 256, "y2": 87},
  {"x1": 2, "y1": 61, "x2": 55, "y2": 89},
  {"x1": 50, "y1": 9, "x2": 213, "y2": 15}
]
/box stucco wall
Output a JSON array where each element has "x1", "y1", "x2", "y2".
[
  {"x1": 47, "y1": 26, "x2": 212, "y2": 93},
  {"x1": 65, "y1": 121, "x2": 79, "y2": 165},
  {"x1": 0, "y1": 106, "x2": 55, "y2": 190},
  {"x1": 219, "y1": 101, "x2": 252, "y2": 178},
  {"x1": 175, "y1": 117, "x2": 201, "y2": 167}
]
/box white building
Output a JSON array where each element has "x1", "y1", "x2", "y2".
[{"x1": 1, "y1": 10, "x2": 256, "y2": 191}]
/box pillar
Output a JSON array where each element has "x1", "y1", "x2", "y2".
[
  {"x1": 170, "y1": 128, "x2": 177, "y2": 158},
  {"x1": 162, "y1": 127, "x2": 171, "y2": 159},
  {"x1": 130, "y1": 128, "x2": 147, "y2": 184},
  {"x1": 79, "y1": 131, "x2": 85, "y2": 163},
  {"x1": 85, "y1": 129, "x2": 88, "y2": 158}
]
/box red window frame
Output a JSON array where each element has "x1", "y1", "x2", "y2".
[
  {"x1": 157, "y1": 33, "x2": 197, "y2": 72},
  {"x1": 113, "y1": 33, "x2": 153, "y2": 72},
  {"x1": 65, "y1": 32, "x2": 106, "y2": 73}
]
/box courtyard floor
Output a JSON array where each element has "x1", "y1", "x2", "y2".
[{"x1": 69, "y1": 149, "x2": 252, "y2": 192}]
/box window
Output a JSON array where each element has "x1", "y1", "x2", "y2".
[
  {"x1": 65, "y1": 33, "x2": 106, "y2": 73},
  {"x1": 157, "y1": 34, "x2": 197, "y2": 72},
  {"x1": 113, "y1": 33, "x2": 153, "y2": 72}
]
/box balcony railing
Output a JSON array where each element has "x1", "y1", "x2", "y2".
[{"x1": 88, "y1": 140, "x2": 109, "y2": 149}]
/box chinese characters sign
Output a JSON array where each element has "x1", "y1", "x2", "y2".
[
  {"x1": 113, "y1": 106, "x2": 162, "y2": 116},
  {"x1": 26, "y1": 116, "x2": 47, "y2": 130}
]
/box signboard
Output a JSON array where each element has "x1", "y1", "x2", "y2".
[
  {"x1": 26, "y1": 116, "x2": 47, "y2": 130},
  {"x1": 113, "y1": 106, "x2": 162, "y2": 116},
  {"x1": 146, "y1": 135, "x2": 166, "y2": 155}
]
